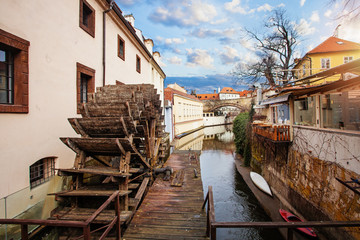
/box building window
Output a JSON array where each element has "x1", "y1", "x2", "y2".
[
  {"x1": 136, "y1": 55, "x2": 141, "y2": 73},
  {"x1": 118, "y1": 35, "x2": 125, "y2": 60},
  {"x1": 321, "y1": 91, "x2": 360, "y2": 131},
  {"x1": 0, "y1": 29, "x2": 30, "y2": 113},
  {"x1": 321, "y1": 58, "x2": 330, "y2": 69},
  {"x1": 344, "y1": 56, "x2": 353, "y2": 64},
  {"x1": 30, "y1": 157, "x2": 56, "y2": 189},
  {"x1": 0, "y1": 48, "x2": 14, "y2": 104},
  {"x1": 294, "y1": 96, "x2": 316, "y2": 126},
  {"x1": 302, "y1": 64, "x2": 306, "y2": 76},
  {"x1": 77, "y1": 63, "x2": 95, "y2": 113},
  {"x1": 79, "y1": 0, "x2": 95, "y2": 38}
]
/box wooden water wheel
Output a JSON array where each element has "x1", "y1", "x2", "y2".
[{"x1": 50, "y1": 83, "x2": 166, "y2": 238}]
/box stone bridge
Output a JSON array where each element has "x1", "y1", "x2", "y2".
[{"x1": 202, "y1": 98, "x2": 252, "y2": 112}]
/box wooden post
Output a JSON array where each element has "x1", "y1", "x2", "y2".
[
  {"x1": 21, "y1": 224, "x2": 28, "y2": 240},
  {"x1": 287, "y1": 228, "x2": 293, "y2": 240},
  {"x1": 83, "y1": 225, "x2": 91, "y2": 240},
  {"x1": 115, "y1": 194, "x2": 122, "y2": 240}
]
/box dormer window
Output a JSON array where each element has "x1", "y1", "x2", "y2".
[{"x1": 336, "y1": 41, "x2": 344, "y2": 45}]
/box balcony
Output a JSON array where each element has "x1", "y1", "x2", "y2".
[{"x1": 253, "y1": 123, "x2": 290, "y2": 142}]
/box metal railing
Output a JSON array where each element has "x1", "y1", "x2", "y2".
[
  {"x1": 0, "y1": 190, "x2": 122, "y2": 240},
  {"x1": 202, "y1": 186, "x2": 360, "y2": 240}
]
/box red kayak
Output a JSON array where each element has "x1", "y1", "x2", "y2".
[{"x1": 279, "y1": 209, "x2": 317, "y2": 238}]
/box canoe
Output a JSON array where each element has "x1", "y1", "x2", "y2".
[
  {"x1": 279, "y1": 209, "x2": 317, "y2": 238},
  {"x1": 249, "y1": 172, "x2": 272, "y2": 197}
]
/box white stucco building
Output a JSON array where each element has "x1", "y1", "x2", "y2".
[
  {"x1": 164, "y1": 83, "x2": 203, "y2": 140},
  {"x1": 0, "y1": 0, "x2": 165, "y2": 223}
]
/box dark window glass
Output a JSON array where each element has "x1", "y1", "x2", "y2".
[{"x1": 0, "y1": 47, "x2": 14, "y2": 104}]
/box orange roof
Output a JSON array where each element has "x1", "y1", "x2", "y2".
[
  {"x1": 219, "y1": 87, "x2": 237, "y2": 93},
  {"x1": 164, "y1": 87, "x2": 201, "y2": 102},
  {"x1": 197, "y1": 93, "x2": 219, "y2": 100},
  {"x1": 307, "y1": 37, "x2": 360, "y2": 54}
]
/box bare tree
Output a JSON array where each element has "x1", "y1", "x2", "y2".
[
  {"x1": 232, "y1": 9, "x2": 299, "y2": 87},
  {"x1": 329, "y1": 0, "x2": 360, "y2": 22}
]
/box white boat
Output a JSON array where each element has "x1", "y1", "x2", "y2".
[{"x1": 250, "y1": 172, "x2": 273, "y2": 197}]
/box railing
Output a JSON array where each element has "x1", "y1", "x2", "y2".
[
  {"x1": 253, "y1": 124, "x2": 290, "y2": 141},
  {"x1": 0, "y1": 190, "x2": 122, "y2": 240},
  {"x1": 202, "y1": 186, "x2": 360, "y2": 240}
]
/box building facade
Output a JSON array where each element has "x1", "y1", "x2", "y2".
[
  {"x1": 293, "y1": 36, "x2": 360, "y2": 84},
  {"x1": 164, "y1": 83, "x2": 203, "y2": 138},
  {"x1": 0, "y1": 0, "x2": 165, "y2": 224}
]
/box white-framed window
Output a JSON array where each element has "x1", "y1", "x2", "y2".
[
  {"x1": 321, "y1": 58, "x2": 330, "y2": 69},
  {"x1": 344, "y1": 56, "x2": 353, "y2": 64}
]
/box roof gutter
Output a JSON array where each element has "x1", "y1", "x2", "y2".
[{"x1": 102, "y1": 0, "x2": 115, "y2": 86}]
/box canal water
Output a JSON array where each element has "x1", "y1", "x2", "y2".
[{"x1": 175, "y1": 125, "x2": 282, "y2": 240}]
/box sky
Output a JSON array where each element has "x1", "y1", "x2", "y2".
[{"x1": 114, "y1": 0, "x2": 360, "y2": 93}]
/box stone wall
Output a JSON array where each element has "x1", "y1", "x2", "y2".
[{"x1": 251, "y1": 131, "x2": 360, "y2": 240}]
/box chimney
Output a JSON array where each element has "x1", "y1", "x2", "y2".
[
  {"x1": 153, "y1": 51, "x2": 160, "y2": 62},
  {"x1": 144, "y1": 39, "x2": 154, "y2": 54},
  {"x1": 214, "y1": 90, "x2": 216, "y2": 94},
  {"x1": 124, "y1": 14, "x2": 135, "y2": 27}
]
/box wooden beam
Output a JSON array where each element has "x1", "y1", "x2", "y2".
[
  {"x1": 115, "y1": 138, "x2": 126, "y2": 155},
  {"x1": 73, "y1": 118, "x2": 89, "y2": 137},
  {"x1": 120, "y1": 116, "x2": 129, "y2": 137},
  {"x1": 128, "y1": 138, "x2": 150, "y2": 169}
]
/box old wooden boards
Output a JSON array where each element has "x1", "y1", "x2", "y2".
[
  {"x1": 123, "y1": 150, "x2": 208, "y2": 239},
  {"x1": 51, "y1": 83, "x2": 166, "y2": 238}
]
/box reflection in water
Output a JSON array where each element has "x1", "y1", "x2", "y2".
[{"x1": 177, "y1": 125, "x2": 282, "y2": 240}]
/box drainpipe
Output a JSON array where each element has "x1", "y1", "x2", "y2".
[
  {"x1": 4, "y1": 196, "x2": 7, "y2": 240},
  {"x1": 103, "y1": 0, "x2": 115, "y2": 87}
]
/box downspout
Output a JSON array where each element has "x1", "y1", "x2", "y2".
[{"x1": 102, "y1": 0, "x2": 114, "y2": 86}]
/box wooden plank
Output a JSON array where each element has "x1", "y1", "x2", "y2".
[
  {"x1": 123, "y1": 151, "x2": 206, "y2": 239},
  {"x1": 58, "y1": 166, "x2": 131, "y2": 177},
  {"x1": 55, "y1": 189, "x2": 131, "y2": 197}
]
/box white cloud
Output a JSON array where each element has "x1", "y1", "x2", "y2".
[
  {"x1": 324, "y1": 9, "x2": 332, "y2": 18},
  {"x1": 339, "y1": 21, "x2": 360, "y2": 42},
  {"x1": 297, "y1": 19, "x2": 316, "y2": 36},
  {"x1": 278, "y1": 3, "x2": 285, "y2": 8},
  {"x1": 168, "y1": 56, "x2": 182, "y2": 65},
  {"x1": 211, "y1": 18, "x2": 228, "y2": 25},
  {"x1": 300, "y1": 0, "x2": 306, "y2": 7},
  {"x1": 257, "y1": 3, "x2": 273, "y2": 12},
  {"x1": 189, "y1": 28, "x2": 237, "y2": 39},
  {"x1": 186, "y1": 49, "x2": 214, "y2": 69},
  {"x1": 224, "y1": 0, "x2": 248, "y2": 14},
  {"x1": 165, "y1": 38, "x2": 187, "y2": 45},
  {"x1": 310, "y1": 11, "x2": 320, "y2": 22},
  {"x1": 220, "y1": 46, "x2": 240, "y2": 65},
  {"x1": 149, "y1": 0, "x2": 217, "y2": 27},
  {"x1": 224, "y1": 0, "x2": 275, "y2": 14}
]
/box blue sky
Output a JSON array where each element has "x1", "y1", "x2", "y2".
[{"x1": 115, "y1": 0, "x2": 360, "y2": 93}]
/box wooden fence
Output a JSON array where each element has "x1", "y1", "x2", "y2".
[
  {"x1": 0, "y1": 190, "x2": 122, "y2": 240},
  {"x1": 253, "y1": 124, "x2": 290, "y2": 141}
]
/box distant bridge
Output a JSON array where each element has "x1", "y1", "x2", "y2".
[{"x1": 202, "y1": 98, "x2": 252, "y2": 113}]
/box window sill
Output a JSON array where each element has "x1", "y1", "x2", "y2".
[
  {"x1": 293, "y1": 125, "x2": 360, "y2": 137},
  {"x1": 0, "y1": 104, "x2": 28, "y2": 113}
]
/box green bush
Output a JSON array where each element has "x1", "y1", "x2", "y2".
[{"x1": 233, "y1": 112, "x2": 249, "y2": 156}]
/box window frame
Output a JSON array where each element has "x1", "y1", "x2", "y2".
[
  {"x1": 118, "y1": 35, "x2": 125, "y2": 61},
  {"x1": 321, "y1": 58, "x2": 331, "y2": 69},
  {"x1": 30, "y1": 157, "x2": 56, "y2": 189},
  {"x1": 76, "y1": 63, "x2": 95, "y2": 113},
  {"x1": 136, "y1": 54, "x2": 141, "y2": 73},
  {"x1": 79, "y1": 0, "x2": 95, "y2": 38},
  {"x1": 344, "y1": 56, "x2": 353, "y2": 64},
  {"x1": 0, "y1": 29, "x2": 30, "y2": 113}
]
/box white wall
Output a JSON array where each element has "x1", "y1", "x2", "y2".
[
  {"x1": 203, "y1": 116, "x2": 226, "y2": 126},
  {"x1": 0, "y1": 0, "x2": 164, "y2": 217}
]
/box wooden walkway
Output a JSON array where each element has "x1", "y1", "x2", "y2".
[{"x1": 123, "y1": 150, "x2": 208, "y2": 240}]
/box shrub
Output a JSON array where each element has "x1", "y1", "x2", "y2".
[{"x1": 233, "y1": 112, "x2": 249, "y2": 156}]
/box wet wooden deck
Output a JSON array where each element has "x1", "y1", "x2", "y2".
[{"x1": 123, "y1": 150, "x2": 208, "y2": 240}]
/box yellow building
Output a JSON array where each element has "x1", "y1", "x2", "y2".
[{"x1": 293, "y1": 36, "x2": 360, "y2": 84}]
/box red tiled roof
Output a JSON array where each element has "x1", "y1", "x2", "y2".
[
  {"x1": 197, "y1": 93, "x2": 219, "y2": 100},
  {"x1": 164, "y1": 87, "x2": 201, "y2": 102},
  {"x1": 307, "y1": 37, "x2": 360, "y2": 54},
  {"x1": 219, "y1": 87, "x2": 237, "y2": 93}
]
